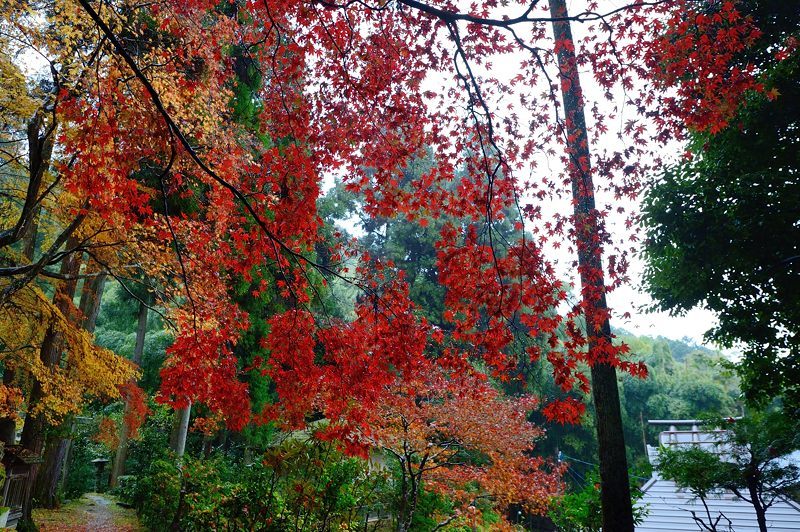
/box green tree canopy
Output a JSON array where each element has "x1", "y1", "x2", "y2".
[{"x1": 642, "y1": 0, "x2": 800, "y2": 414}]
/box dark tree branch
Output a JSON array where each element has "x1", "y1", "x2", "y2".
[{"x1": 76, "y1": 0, "x2": 365, "y2": 295}]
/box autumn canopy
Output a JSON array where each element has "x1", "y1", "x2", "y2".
[{"x1": 0, "y1": 0, "x2": 774, "y2": 527}]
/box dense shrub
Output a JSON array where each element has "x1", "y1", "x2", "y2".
[
  {"x1": 131, "y1": 458, "x2": 181, "y2": 530},
  {"x1": 124, "y1": 404, "x2": 174, "y2": 474},
  {"x1": 126, "y1": 438, "x2": 389, "y2": 531},
  {"x1": 548, "y1": 469, "x2": 647, "y2": 532}
]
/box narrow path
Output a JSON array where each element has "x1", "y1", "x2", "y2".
[{"x1": 33, "y1": 492, "x2": 142, "y2": 531}]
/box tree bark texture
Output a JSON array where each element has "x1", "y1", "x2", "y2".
[
  {"x1": 34, "y1": 272, "x2": 107, "y2": 507},
  {"x1": 20, "y1": 241, "x2": 81, "y2": 518},
  {"x1": 172, "y1": 403, "x2": 191, "y2": 458},
  {"x1": 20, "y1": 242, "x2": 81, "y2": 453},
  {"x1": 549, "y1": 1, "x2": 634, "y2": 530},
  {"x1": 42, "y1": 273, "x2": 111, "y2": 499}
]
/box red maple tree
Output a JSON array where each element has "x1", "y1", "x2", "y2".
[
  {"x1": 366, "y1": 369, "x2": 563, "y2": 530},
  {"x1": 35, "y1": 1, "x2": 764, "y2": 527}
]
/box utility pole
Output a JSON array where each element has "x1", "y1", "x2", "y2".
[{"x1": 549, "y1": 1, "x2": 635, "y2": 530}]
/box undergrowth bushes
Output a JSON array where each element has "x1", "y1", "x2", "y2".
[{"x1": 115, "y1": 438, "x2": 389, "y2": 531}]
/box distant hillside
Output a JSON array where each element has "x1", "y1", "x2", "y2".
[
  {"x1": 544, "y1": 329, "x2": 741, "y2": 473},
  {"x1": 613, "y1": 327, "x2": 722, "y2": 361}
]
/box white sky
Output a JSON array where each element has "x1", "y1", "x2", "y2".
[{"x1": 569, "y1": 1, "x2": 720, "y2": 347}]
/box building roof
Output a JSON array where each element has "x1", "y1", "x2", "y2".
[
  {"x1": 635, "y1": 419, "x2": 800, "y2": 531},
  {"x1": 636, "y1": 476, "x2": 800, "y2": 532},
  {"x1": 1, "y1": 445, "x2": 43, "y2": 465}
]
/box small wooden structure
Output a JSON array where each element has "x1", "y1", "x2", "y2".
[{"x1": 1, "y1": 445, "x2": 43, "y2": 528}]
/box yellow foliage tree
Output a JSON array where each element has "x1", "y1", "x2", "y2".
[
  {"x1": 0, "y1": 282, "x2": 138, "y2": 424},
  {"x1": 1, "y1": 5, "x2": 158, "y2": 519}
]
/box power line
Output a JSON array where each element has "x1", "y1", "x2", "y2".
[{"x1": 559, "y1": 452, "x2": 651, "y2": 482}]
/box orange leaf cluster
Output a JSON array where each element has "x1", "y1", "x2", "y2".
[
  {"x1": 368, "y1": 369, "x2": 564, "y2": 522},
  {"x1": 94, "y1": 416, "x2": 121, "y2": 451}
]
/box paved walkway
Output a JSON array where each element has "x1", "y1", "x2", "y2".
[{"x1": 33, "y1": 493, "x2": 142, "y2": 531}]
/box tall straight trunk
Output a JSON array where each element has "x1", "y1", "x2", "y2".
[
  {"x1": 172, "y1": 403, "x2": 191, "y2": 458},
  {"x1": 54, "y1": 273, "x2": 108, "y2": 496},
  {"x1": 78, "y1": 273, "x2": 107, "y2": 331},
  {"x1": 30, "y1": 267, "x2": 105, "y2": 508},
  {"x1": 20, "y1": 242, "x2": 81, "y2": 519},
  {"x1": 110, "y1": 297, "x2": 149, "y2": 487},
  {"x1": 56, "y1": 419, "x2": 77, "y2": 496},
  {"x1": 132, "y1": 297, "x2": 148, "y2": 366},
  {"x1": 33, "y1": 438, "x2": 69, "y2": 508},
  {"x1": 549, "y1": 2, "x2": 634, "y2": 530}
]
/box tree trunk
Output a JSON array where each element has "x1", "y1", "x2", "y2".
[
  {"x1": 396, "y1": 460, "x2": 421, "y2": 532},
  {"x1": 0, "y1": 114, "x2": 54, "y2": 445},
  {"x1": 172, "y1": 403, "x2": 191, "y2": 458},
  {"x1": 549, "y1": 2, "x2": 634, "y2": 531},
  {"x1": 110, "y1": 297, "x2": 148, "y2": 488},
  {"x1": 109, "y1": 412, "x2": 131, "y2": 489},
  {"x1": 34, "y1": 271, "x2": 107, "y2": 506},
  {"x1": 19, "y1": 325, "x2": 62, "y2": 456},
  {"x1": 44, "y1": 273, "x2": 109, "y2": 497},
  {"x1": 20, "y1": 245, "x2": 81, "y2": 452},
  {"x1": 131, "y1": 298, "x2": 148, "y2": 367},
  {"x1": 20, "y1": 244, "x2": 81, "y2": 518},
  {"x1": 78, "y1": 273, "x2": 107, "y2": 331},
  {"x1": 0, "y1": 113, "x2": 53, "y2": 251},
  {"x1": 21, "y1": 207, "x2": 40, "y2": 262},
  {"x1": 28, "y1": 270, "x2": 103, "y2": 510},
  {"x1": 747, "y1": 476, "x2": 768, "y2": 532},
  {"x1": 0, "y1": 370, "x2": 18, "y2": 445},
  {"x1": 57, "y1": 419, "x2": 77, "y2": 497},
  {"x1": 32, "y1": 437, "x2": 69, "y2": 508}
]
